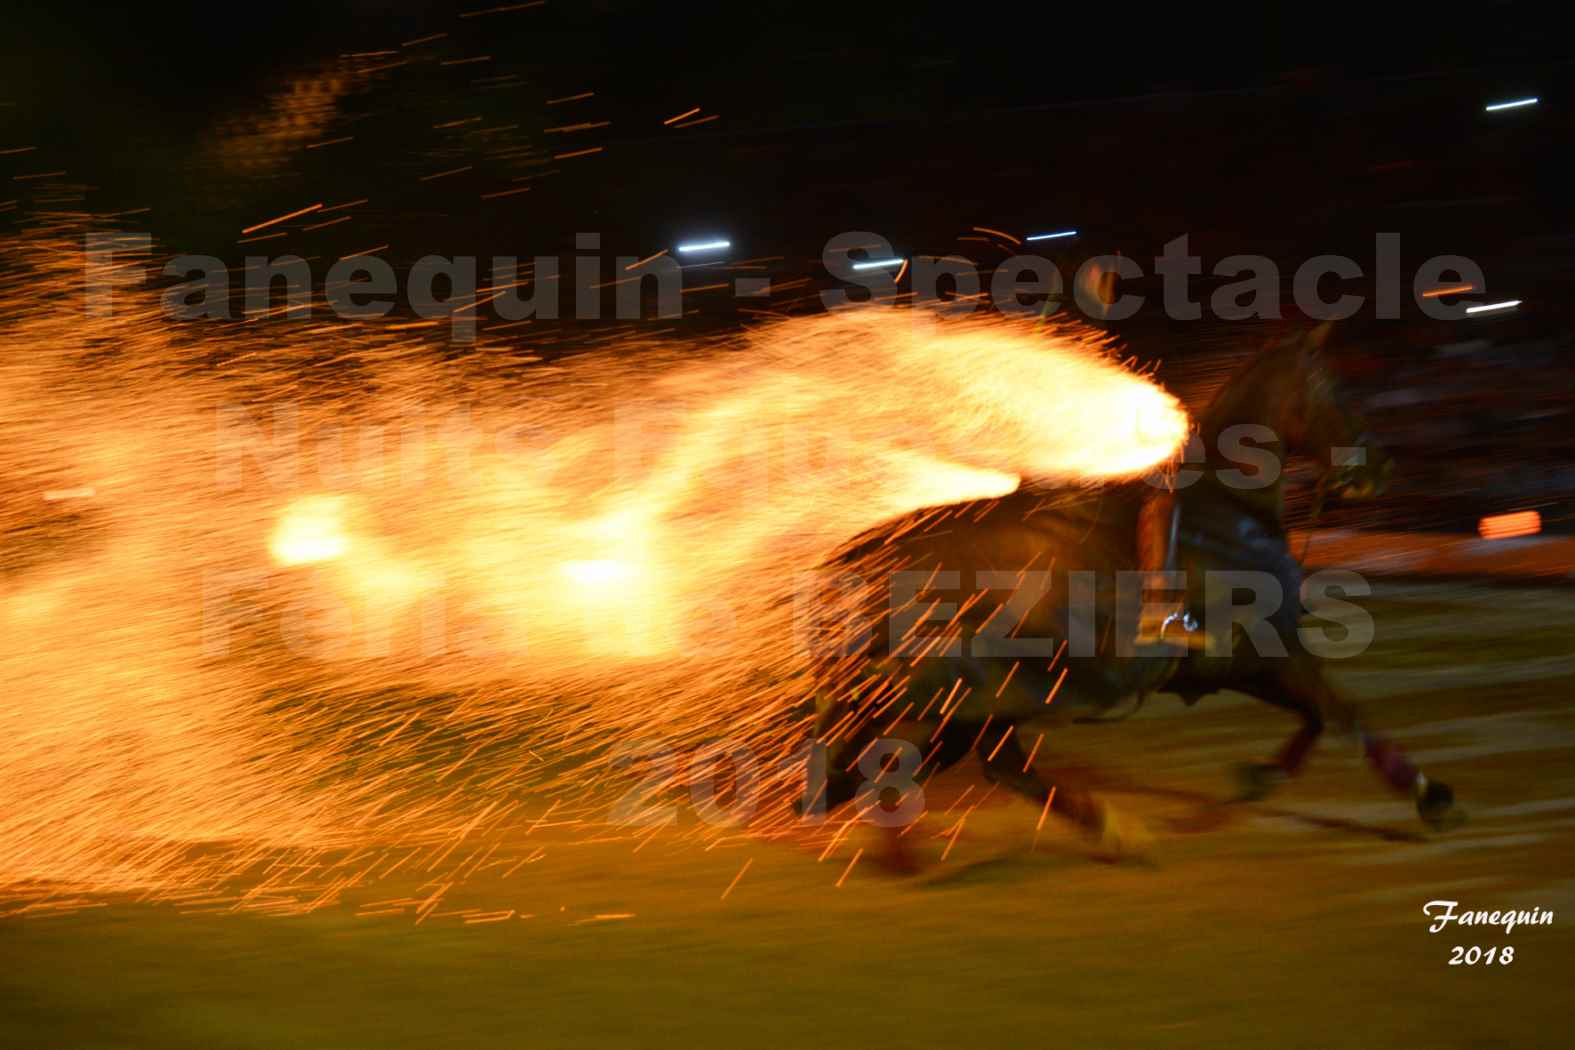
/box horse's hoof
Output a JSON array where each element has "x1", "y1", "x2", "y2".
[
  {"x1": 1092, "y1": 803, "x2": 1154, "y2": 862},
  {"x1": 1417, "y1": 779, "x2": 1466, "y2": 832},
  {"x1": 1233, "y1": 762, "x2": 1286, "y2": 802}
]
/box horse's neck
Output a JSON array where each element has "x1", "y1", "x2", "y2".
[{"x1": 1189, "y1": 363, "x2": 1300, "y2": 528}]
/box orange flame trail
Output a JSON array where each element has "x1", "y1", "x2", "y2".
[{"x1": 0, "y1": 236, "x2": 1187, "y2": 901}]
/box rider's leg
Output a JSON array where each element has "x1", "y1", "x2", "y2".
[{"x1": 1134, "y1": 490, "x2": 1197, "y2": 646}]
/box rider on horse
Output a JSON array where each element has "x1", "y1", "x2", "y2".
[{"x1": 802, "y1": 319, "x2": 1461, "y2": 867}]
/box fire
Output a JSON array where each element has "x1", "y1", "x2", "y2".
[
  {"x1": 561, "y1": 559, "x2": 637, "y2": 587},
  {"x1": 270, "y1": 495, "x2": 351, "y2": 565},
  {"x1": 0, "y1": 235, "x2": 1188, "y2": 902}
]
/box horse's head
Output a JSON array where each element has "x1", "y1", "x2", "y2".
[
  {"x1": 1195, "y1": 322, "x2": 1394, "y2": 508},
  {"x1": 1285, "y1": 324, "x2": 1396, "y2": 502}
]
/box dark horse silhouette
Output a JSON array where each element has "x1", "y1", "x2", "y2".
[{"x1": 800, "y1": 324, "x2": 1462, "y2": 859}]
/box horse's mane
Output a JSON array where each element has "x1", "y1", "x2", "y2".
[{"x1": 1194, "y1": 324, "x2": 1331, "y2": 443}]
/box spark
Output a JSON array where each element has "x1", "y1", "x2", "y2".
[
  {"x1": 676, "y1": 240, "x2": 730, "y2": 254},
  {"x1": 241, "y1": 203, "x2": 322, "y2": 235},
  {"x1": 985, "y1": 724, "x2": 1015, "y2": 762},
  {"x1": 301, "y1": 215, "x2": 352, "y2": 231},
  {"x1": 720, "y1": 858, "x2": 753, "y2": 900},
  {"x1": 1484, "y1": 97, "x2": 1538, "y2": 112},
  {"x1": 940, "y1": 816, "x2": 966, "y2": 861},
  {"x1": 1025, "y1": 230, "x2": 1078, "y2": 241},
  {"x1": 1421, "y1": 284, "x2": 1475, "y2": 298},
  {"x1": 835, "y1": 848, "x2": 863, "y2": 887},
  {"x1": 419, "y1": 166, "x2": 472, "y2": 181},
  {"x1": 1033, "y1": 787, "x2": 1058, "y2": 851},
  {"x1": 1465, "y1": 300, "x2": 1521, "y2": 314},
  {"x1": 850, "y1": 258, "x2": 904, "y2": 271},
  {"x1": 625, "y1": 249, "x2": 668, "y2": 271},
  {"x1": 1021, "y1": 733, "x2": 1044, "y2": 773},
  {"x1": 971, "y1": 226, "x2": 1021, "y2": 245}
]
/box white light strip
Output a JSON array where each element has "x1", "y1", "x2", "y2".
[
  {"x1": 1465, "y1": 300, "x2": 1521, "y2": 314},
  {"x1": 676, "y1": 239, "x2": 730, "y2": 253},
  {"x1": 850, "y1": 257, "x2": 905, "y2": 271},
  {"x1": 1025, "y1": 230, "x2": 1078, "y2": 241},
  {"x1": 1484, "y1": 97, "x2": 1538, "y2": 112}
]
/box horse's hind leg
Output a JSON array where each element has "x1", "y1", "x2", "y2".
[
  {"x1": 797, "y1": 705, "x2": 977, "y2": 873},
  {"x1": 975, "y1": 727, "x2": 1151, "y2": 859},
  {"x1": 1246, "y1": 654, "x2": 1464, "y2": 829},
  {"x1": 1233, "y1": 668, "x2": 1326, "y2": 801}
]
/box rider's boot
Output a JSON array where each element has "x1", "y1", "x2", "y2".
[{"x1": 1133, "y1": 490, "x2": 1205, "y2": 649}]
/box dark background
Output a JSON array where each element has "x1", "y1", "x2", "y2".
[{"x1": 3, "y1": 0, "x2": 1572, "y2": 533}]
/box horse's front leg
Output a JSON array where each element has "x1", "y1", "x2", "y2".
[
  {"x1": 1232, "y1": 660, "x2": 1325, "y2": 801},
  {"x1": 1239, "y1": 652, "x2": 1464, "y2": 830}
]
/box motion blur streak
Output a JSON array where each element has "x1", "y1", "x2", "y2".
[
  {"x1": 0, "y1": 234, "x2": 1186, "y2": 903},
  {"x1": 1478, "y1": 510, "x2": 1542, "y2": 540}
]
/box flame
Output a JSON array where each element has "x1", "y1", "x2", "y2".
[
  {"x1": 270, "y1": 495, "x2": 351, "y2": 564},
  {"x1": 0, "y1": 235, "x2": 1188, "y2": 901},
  {"x1": 560, "y1": 559, "x2": 637, "y2": 587}
]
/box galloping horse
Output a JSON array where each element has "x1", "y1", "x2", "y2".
[{"x1": 800, "y1": 324, "x2": 1463, "y2": 858}]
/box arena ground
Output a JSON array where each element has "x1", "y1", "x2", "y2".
[{"x1": 4, "y1": 579, "x2": 1573, "y2": 1048}]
